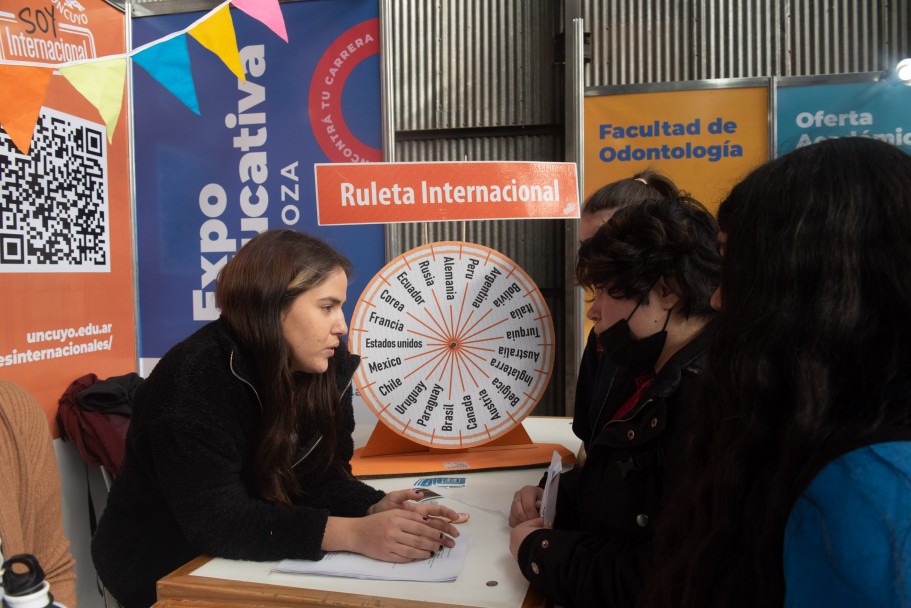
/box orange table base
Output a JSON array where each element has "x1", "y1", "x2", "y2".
[{"x1": 350, "y1": 421, "x2": 576, "y2": 477}]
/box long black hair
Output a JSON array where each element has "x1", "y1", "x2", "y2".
[
  {"x1": 216, "y1": 230, "x2": 353, "y2": 506},
  {"x1": 646, "y1": 138, "x2": 911, "y2": 607}
]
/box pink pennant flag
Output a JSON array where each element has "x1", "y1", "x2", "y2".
[
  {"x1": 189, "y1": 4, "x2": 246, "y2": 81},
  {"x1": 0, "y1": 64, "x2": 54, "y2": 154},
  {"x1": 59, "y1": 57, "x2": 128, "y2": 143},
  {"x1": 231, "y1": 0, "x2": 288, "y2": 42}
]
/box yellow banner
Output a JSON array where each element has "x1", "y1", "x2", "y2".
[{"x1": 584, "y1": 86, "x2": 770, "y2": 213}]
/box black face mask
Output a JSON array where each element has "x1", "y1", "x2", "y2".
[{"x1": 598, "y1": 300, "x2": 670, "y2": 373}]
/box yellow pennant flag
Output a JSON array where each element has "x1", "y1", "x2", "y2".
[
  {"x1": 59, "y1": 57, "x2": 128, "y2": 143},
  {"x1": 0, "y1": 64, "x2": 54, "y2": 154},
  {"x1": 189, "y1": 4, "x2": 246, "y2": 81}
]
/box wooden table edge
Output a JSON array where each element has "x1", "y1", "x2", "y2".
[{"x1": 158, "y1": 556, "x2": 547, "y2": 608}]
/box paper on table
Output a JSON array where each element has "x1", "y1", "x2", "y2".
[
  {"x1": 272, "y1": 533, "x2": 469, "y2": 582},
  {"x1": 539, "y1": 450, "x2": 562, "y2": 526}
]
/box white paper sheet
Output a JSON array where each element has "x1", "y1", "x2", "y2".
[
  {"x1": 539, "y1": 451, "x2": 562, "y2": 526},
  {"x1": 272, "y1": 533, "x2": 469, "y2": 582}
]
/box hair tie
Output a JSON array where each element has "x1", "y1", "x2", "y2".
[{"x1": 634, "y1": 177, "x2": 648, "y2": 185}]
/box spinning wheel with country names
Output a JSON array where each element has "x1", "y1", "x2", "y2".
[{"x1": 348, "y1": 241, "x2": 572, "y2": 475}]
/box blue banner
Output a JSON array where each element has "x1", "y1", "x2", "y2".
[
  {"x1": 777, "y1": 76, "x2": 911, "y2": 155},
  {"x1": 133, "y1": 0, "x2": 384, "y2": 361}
]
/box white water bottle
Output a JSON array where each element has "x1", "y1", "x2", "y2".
[{"x1": 1, "y1": 555, "x2": 66, "y2": 608}]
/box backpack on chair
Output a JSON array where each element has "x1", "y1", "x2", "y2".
[
  {"x1": 57, "y1": 372, "x2": 139, "y2": 608},
  {"x1": 57, "y1": 372, "x2": 137, "y2": 478}
]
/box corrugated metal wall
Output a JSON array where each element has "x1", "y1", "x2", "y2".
[
  {"x1": 584, "y1": 0, "x2": 910, "y2": 84},
  {"x1": 391, "y1": 1, "x2": 562, "y2": 131},
  {"x1": 389, "y1": 0, "x2": 910, "y2": 415},
  {"x1": 387, "y1": 0, "x2": 568, "y2": 414}
]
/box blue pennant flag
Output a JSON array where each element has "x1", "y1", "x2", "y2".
[{"x1": 132, "y1": 34, "x2": 200, "y2": 114}]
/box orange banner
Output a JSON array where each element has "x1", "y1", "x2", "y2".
[
  {"x1": 315, "y1": 161, "x2": 580, "y2": 225},
  {"x1": 0, "y1": 0, "x2": 135, "y2": 433}
]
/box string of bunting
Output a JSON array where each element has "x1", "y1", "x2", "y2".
[{"x1": 0, "y1": 0, "x2": 287, "y2": 154}]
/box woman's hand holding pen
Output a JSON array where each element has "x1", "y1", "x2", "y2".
[
  {"x1": 323, "y1": 489, "x2": 460, "y2": 563},
  {"x1": 368, "y1": 488, "x2": 448, "y2": 515},
  {"x1": 508, "y1": 485, "x2": 543, "y2": 527}
]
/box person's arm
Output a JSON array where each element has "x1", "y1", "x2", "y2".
[
  {"x1": 146, "y1": 401, "x2": 337, "y2": 562},
  {"x1": 513, "y1": 523, "x2": 649, "y2": 607},
  {"x1": 145, "y1": 383, "x2": 458, "y2": 564},
  {"x1": 0, "y1": 382, "x2": 77, "y2": 608},
  {"x1": 783, "y1": 444, "x2": 911, "y2": 608}
]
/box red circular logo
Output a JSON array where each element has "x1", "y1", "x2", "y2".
[{"x1": 308, "y1": 19, "x2": 383, "y2": 162}]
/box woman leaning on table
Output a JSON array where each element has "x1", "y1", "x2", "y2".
[
  {"x1": 509, "y1": 195, "x2": 721, "y2": 607},
  {"x1": 91, "y1": 230, "x2": 459, "y2": 608}
]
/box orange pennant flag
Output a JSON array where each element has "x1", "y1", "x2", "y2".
[
  {"x1": 59, "y1": 57, "x2": 128, "y2": 143},
  {"x1": 189, "y1": 4, "x2": 246, "y2": 81},
  {"x1": 0, "y1": 64, "x2": 54, "y2": 154}
]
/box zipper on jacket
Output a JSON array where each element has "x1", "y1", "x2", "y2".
[
  {"x1": 611, "y1": 398, "x2": 654, "y2": 425},
  {"x1": 293, "y1": 434, "x2": 323, "y2": 468},
  {"x1": 591, "y1": 367, "x2": 619, "y2": 439},
  {"x1": 229, "y1": 350, "x2": 263, "y2": 413},
  {"x1": 341, "y1": 377, "x2": 354, "y2": 400}
]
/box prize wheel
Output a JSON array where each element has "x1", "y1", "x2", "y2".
[{"x1": 349, "y1": 241, "x2": 555, "y2": 449}]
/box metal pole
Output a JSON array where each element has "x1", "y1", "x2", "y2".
[
  {"x1": 563, "y1": 5, "x2": 585, "y2": 416},
  {"x1": 379, "y1": 0, "x2": 398, "y2": 261}
]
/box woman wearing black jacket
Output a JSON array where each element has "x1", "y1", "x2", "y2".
[
  {"x1": 92, "y1": 230, "x2": 459, "y2": 608},
  {"x1": 508, "y1": 197, "x2": 720, "y2": 607}
]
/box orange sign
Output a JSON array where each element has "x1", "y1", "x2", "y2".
[
  {"x1": 0, "y1": 0, "x2": 134, "y2": 432},
  {"x1": 314, "y1": 161, "x2": 580, "y2": 225},
  {"x1": 584, "y1": 86, "x2": 770, "y2": 213}
]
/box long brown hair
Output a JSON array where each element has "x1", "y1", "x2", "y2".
[{"x1": 216, "y1": 229, "x2": 353, "y2": 506}]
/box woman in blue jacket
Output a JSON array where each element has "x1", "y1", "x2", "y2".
[
  {"x1": 92, "y1": 230, "x2": 459, "y2": 608},
  {"x1": 646, "y1": 137, "x2": 911, "y2": 608}
]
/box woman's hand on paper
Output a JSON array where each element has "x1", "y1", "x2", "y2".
[
  {"x1": 324, "y1": 506, "x2": 458, "y2": 563},
  {"x1": 370, "y1": 488, "x2": 462, "y2": 525},
  {"x1": 509, "y1": 516, "x2": 547, "y2": 560},
  {"x1": 508, "y1": 485, "x2": 543, "y2": 527},
  {"x1": 369, "y1": 489, "x2": 445, "y2": 513}
]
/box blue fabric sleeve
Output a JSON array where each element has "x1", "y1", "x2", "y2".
[{"x1": 783, "y1": 442, "x2": 911, "y2": 608}]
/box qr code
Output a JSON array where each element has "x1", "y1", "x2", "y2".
[{"x1": 0, "y1": 107, "x2": 109, "y2": 273}]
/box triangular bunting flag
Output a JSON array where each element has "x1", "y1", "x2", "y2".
[
  {"x1": 231, "y1": 0, "x2": 288, "y2": 42},
  {"x1": 189, "y1": 4, "x2": 246, "y2": 81},
  {"x1": 0, "y1": 64, "x2": 54, "y2": 154},
  {"x1": 59, "y1": 57, "x2": 128, "y2": 143},
  {"x1": 132, "y1": 34, "x2": 200, "y2": 114}
]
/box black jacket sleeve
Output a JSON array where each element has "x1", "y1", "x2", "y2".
[{"x1": 517, "y1": 527, "x2": 649, "y2": 608}]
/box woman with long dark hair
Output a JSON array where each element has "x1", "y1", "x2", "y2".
[
  {"x1": 92, "y1": 230, "x2": 460, "y2": 608},
  {"x1": 647, "y1": 137, "x2": 911, "y2": 607}
]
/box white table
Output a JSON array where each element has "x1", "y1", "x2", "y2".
[{"x1": 156, "y1": 417, "x2": 580, "y2": 608}]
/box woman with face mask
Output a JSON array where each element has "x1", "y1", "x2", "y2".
[
  {"x1": 91, "y1": 230, "x2": 460, "y2": 608},
  {"x1": 574, "y1": 170, "x2": 682, "y2": 457},
  {"x1": 507, "y1": 196, "x2": 721, "y2": 607}
]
